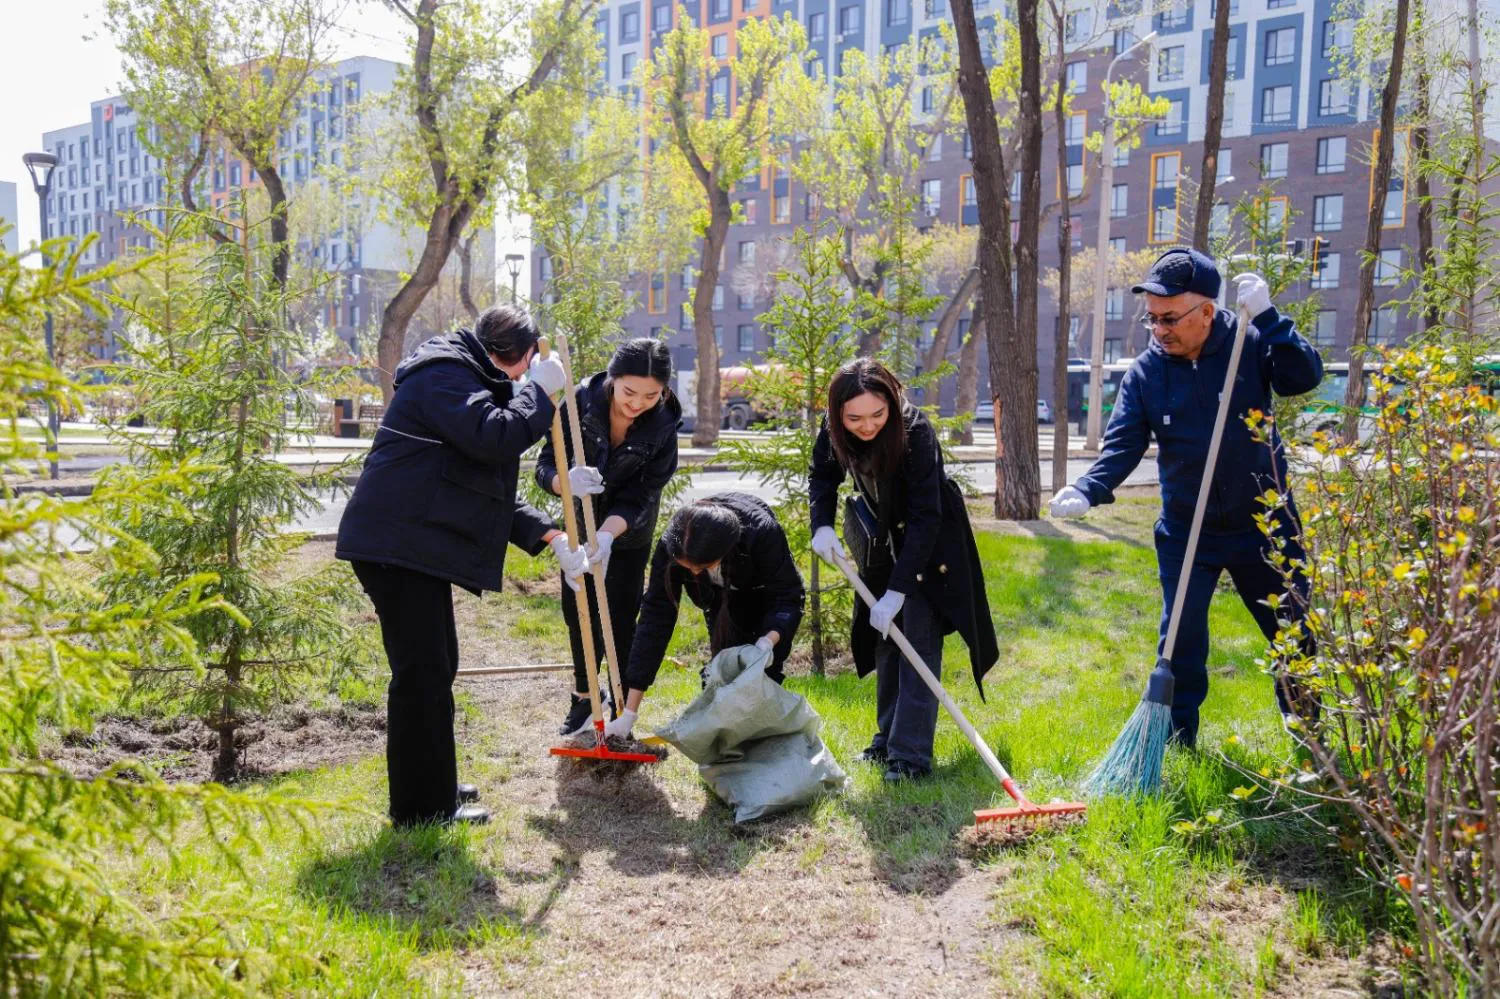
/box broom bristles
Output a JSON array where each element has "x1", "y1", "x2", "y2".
[{"x1": 1083, "y1": 699, "x2": 1174, "y2": 797}]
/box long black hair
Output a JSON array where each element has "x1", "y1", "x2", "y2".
[
  {"x1": 826, "y1": 357, "x2": 909, "y2": 481},
  {"x1": 474, "y1": 304, "x2": 540, "y2": 365},
  {"x1": 607, "y1": 337, "x2": 673, "y2": 391},
  {"x1": 661, "y1": 499, "x2": 743, "y2": 652}
]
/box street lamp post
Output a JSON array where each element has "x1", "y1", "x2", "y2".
[
  {"x1": 504, "y1": 253, "x2": 525, "y2": 303},
  {"x1": 1087, "y1": 31, "x2": 1157, "y2": 452},
  {"x1": 23, "y1": 151, "x2": 61, "y2": 481}
]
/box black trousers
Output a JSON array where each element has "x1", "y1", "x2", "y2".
[
  {"x1": 704, "y1": 593, "x2": 788, "y2": 683},
  {"x1": 868, "y1": 588, "x2": 943, "y2": 770},
  {"x1": 352, "y1": 560, "x2": 461, "y2": 825},
  {"x1": 561, "y1": 543, "x2": 652, "y2": 697}
]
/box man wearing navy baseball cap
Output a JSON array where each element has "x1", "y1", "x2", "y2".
[{"x1": 1049, "y1": 248, "x2": 1324, "y2": 746}]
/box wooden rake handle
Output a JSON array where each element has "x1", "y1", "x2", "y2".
[
  {"x1": 830, "y1": 550, "x2": 1028, "y2": 803},
  {"x1": 539, "y1": 336, "x2": 606, "y2": 730}
]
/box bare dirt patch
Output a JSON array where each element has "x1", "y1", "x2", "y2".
[{"x1": 53, "y1": 704, "x2": 387, "y2": 783}]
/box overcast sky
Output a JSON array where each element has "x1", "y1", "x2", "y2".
[{"x1": 1, "y1": 1, "x2": 528, "y2": 266}]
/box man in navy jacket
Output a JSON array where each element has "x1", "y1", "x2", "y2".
[
  {"x1": 1050, "y1": 249, "x2": 1323, "y2": 747},
  {"x1": 337, "y1": 305, "x2": 589, "y2": 826}
]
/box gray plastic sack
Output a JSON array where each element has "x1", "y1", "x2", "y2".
[{"x1": 653, "y1": 644, "x2": 846, "y2": 824}]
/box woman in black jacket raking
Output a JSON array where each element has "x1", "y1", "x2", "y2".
[
  {"x1": 808, "y1": 358, "x2": 998, "y2": 782},
  {"x1": 605, "y1": 493, "x2": 805, "y2": 740},
  {"x1": 536, "y1": 338, "x2": 682, "y2": 736}
]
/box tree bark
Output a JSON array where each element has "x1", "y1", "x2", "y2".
[
  {"x1": 1193, "y1": 0, "x2": 1233, "y2": 250},
  {"x1": 922, "y1": 265, "x2": 980, "y2": 373},
  {"x1": 458, "y1": 232, "x2": 481, "y2": 320},
  {"x1": 691, "y1": 193, "x2": 732, "y2": 446},
  {"x1": 953, "y1": 312, "x2": 983, "y2": 445},
  {"x1": 1411, "y1": 0, "x2": 1437, "y2": 333},
  {"x1": 1343, "y1": 0, "x2": 1410, "y2": 444},
  {"x1": 1050, "y1": 4, "x2": 1072, "y2": 494},
  {"x1": 1002, "y1": 0, "x2": 1044, "y2": 519}
]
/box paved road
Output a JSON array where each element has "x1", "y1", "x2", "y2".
[{"x1": 291, "y1": 456, "x2": 1159, "y2": 538}]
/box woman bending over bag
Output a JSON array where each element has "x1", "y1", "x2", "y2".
[
  {"x1": 808, "y1": 358, "x2": 998, "y2": 782},
  {"x1": 606, "y1": 494, "x2": 805, "y2": 739}
]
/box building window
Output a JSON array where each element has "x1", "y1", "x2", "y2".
[
  {"x1": 737, "y1": 324, "x2": 755, "y2": 351},
  {"x1": 738, "y1": 292, "x2": 754, "y2": 310},
  {"x1": 1261, "y1": 85, "x2": 1293, "y2": 124},
  {"x1": 1313, "y1": 194, "x2": 1343, "y2": 232},
  {"x1": 1314, "y1": 309, "x2": 1337, "y2": 347},
  {"x1": 739, "y1": 240, "x2": 756, "y2": 265},
  {"x1": 1066, "y1": 163, "x2": 1084, "y2": 196},
  {"x1": 1109, "y1": 236, "x2": 1127, "y2": 255},
  {"x1": 1383, "y1": 190, "x2": 1405, "y2": 226},
  {"x1": 714, "y1": 324, "x2": 724, "y2": 346},
  {"x1": 680, "y1": 303, "x2": 692, "y2": 328},
  {"x1": 1210, "y1": 203, "x2": 1231, "y2": 239},
  {"x1": 1222, "y1": 87, "x2": 1237, "y2": 129},
  {"x1": 960, "y1": 175, "x2": 977, "y2": 210},
  {"x1": 1264, "y1": 27, "x2": 1296, "y2": 66},
  {"x1": 1158, "y1": 3, "x2": 1187, "y2": 29},
  {"x1": 1216, "y1": 148, "x2": 1233, "y2": 183},
  {"x1": 1113, "y1": 27, "x2": 1138, "y2": 54},
  {"x1": 742, "y1": 198, "x2": 758, "y2": 224},
  {"x1": 1157, "y1": 99, "x2": 1185, "y2": 135},
  {"x1": 711, "y1": 34, "x2": 728, "y2": 58},
  {"x1": 921, "y1": 178, "x2": 942, "y2": 215},
  {"x1": 1065, "y1": 60, "x2": 1087, "y2": 94},
  {"x1": 839, "y1": 4, "x2": 860, "y2": 33},
  {"x1": 805, "y1": 192, "x2": 821, "y2": 220},
  {"x1": 1319, "y1": 78, "x2": 1350, "y2": 116},
  {"x1": 964, "y1": 130, "x2": 973, "y2": 159},
  {"x1": 773, "y1": 194, "x2": 791, "y2": 223},
  {"x1": 622, "y1": 51, "x2": 640, "y2": 78},
  {"x1": 1113, "y1": 143, "x2": 1130, "y2": 168},
  {"x1": 653, "y1": 3, "x2": 672, "y2": 30},
  {"x1": 807, "y1": 11, "x2": 826, "y2": 40},
  {"x1": 1316, "y1": 136, "x2": 1347, "y2": 174},
  {"x1": 1064, "y1": 9, "x2": 1094, "y2": 40},
  {"x1": 1153, "y1": 206, "x2": 1178, "y2": 243},
  {"x1": 648, "y1": 273, "x2": 666, "y2": 313},
  {"x1": 1104, "y1": 338, "x2": 1123, "y2": 362},
  {"x1": 1157, "y1": 46, "x2": 1184, "y2": 82},
  {"x1": 1310, "y1": 251, "x2": 1341, "y2": 288},
  {"x1": 924, "y1": 0, "x2": 944, "y2": 17},
  {"x1": 1210, "y1": 0, "x2": 1238, "y2": 15},
  {"x1": 1105, "y1": 287, "x2": 1125, "y2": 320},
  {"x1": 921, "y1": 85, "x2": 936, "y2": 113},
  {"x1": 1371, "y1": 306, "x2": 1400, "y2": 344},
  {"x1": 1111, "y1": 183, "x2": 1128, "y2": 218},
  {"x1": 1066, "y1": 112, "x2": 1086, "y2": 145},
  {"x1": 1265, "y1": 196, "x2": 1289, "y2": 234},
  {"x1": 927, "y1": 134, "x2": 943, "y2": 160},
  {"x1": 713, "y1": 286, "x2": 725, "y2": 311},
  {"x1": 1260, "y1": 142, "x2": 1289, "y2": 178},
  {"x1": 886, "y1": 0, "x2": 910, "y2": 26},
  {"x1": 1322, "y1": 19, "x2": 1353, "y2": 56},
  {"x1": 1376, "y1": 248, "x2": 1402, "y2": 286},
  {"x1": 709, "y1": 75, "x2": 730, "y2": 111},
  {"x1": 1154, "y1": 151, "x2": 1180, "y2": 189},
  {"x1": 1268, "y1": 0, "x2": 1294, "y2": 7},
  {"x1": 682, "y1": 264, "x2": 696, "y2": 290}
]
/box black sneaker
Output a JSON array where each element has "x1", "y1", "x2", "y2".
[
  {"x1": 559, "y1": 696, "x2": 592, "y2": 737},
  {"x1": 457, "y1": 783, "x2": 479, "y2": 803},
  {"x1": 882, "y1": 760, "x2": 931, "y2": 783},
  {"x1": 855, "y1": 744, "x2": 888, "y2": 764},
  {"x1": 447, "y1": 804, "x2": 490, "y2": 825}
]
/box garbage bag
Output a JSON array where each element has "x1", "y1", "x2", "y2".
[{"x1": 653, "y1": 644, "x2": 846, "y2": 824}]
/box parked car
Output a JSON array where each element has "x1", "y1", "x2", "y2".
[{"x1": 974, "y1": 399, "x2": 1053, "y2": 424}]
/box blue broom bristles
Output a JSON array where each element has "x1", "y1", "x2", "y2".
[{"x1": 1083, "y1": 661, "x2": 1176, "y2": 797}]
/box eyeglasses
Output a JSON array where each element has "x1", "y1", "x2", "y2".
[{"x1": 1139, "y1": 312, "x2": 1193, "y2": 330}]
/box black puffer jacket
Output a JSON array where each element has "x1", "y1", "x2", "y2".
[
  {"x1": 534, "y1": 371, "x2": 681, "y2": 550},
  {"x1": 809, "y1": 407, "x2": 999, "y2": 694},
  {"x1": 626, "y1": 493, "x2": 805, "y2": 691},
  {"x1": 336, "y1": 330, "x2": 556, "y2": 593}
]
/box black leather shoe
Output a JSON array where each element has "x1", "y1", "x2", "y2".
[
  {"x1": 855, "y1": 745, "x2": 888, "y2": 764},
  {"x1": 882, "y1": 760, "x2": 931, "y2": 783},
  {"x1": 457, "y1": 783, "x2": 479, "y2": 803},
  {"x1": 448, "y1": 804, "x2": 490, "y2": 825}
]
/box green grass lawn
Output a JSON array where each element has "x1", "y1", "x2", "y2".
[{"x1": 94, "y1": 500, "x2": 1386, "y2": 996}]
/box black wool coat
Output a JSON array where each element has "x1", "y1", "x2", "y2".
[
  {"x1": 809, "y1": 408, "x2": 999, "y2": 694},
  {"x1": 336, "y1": 330, "x2": 557, "y2": 594},
  {"x1": 534, "y1": 370, "x2": 682, "y2": 551}
]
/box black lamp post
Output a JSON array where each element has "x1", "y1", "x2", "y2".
[
  {"x1": 504, "y1": 252, "x2": 525, "y2": 303},
  {"x1": 23, "y1": 151, "x2": 61, "y2": 480}
]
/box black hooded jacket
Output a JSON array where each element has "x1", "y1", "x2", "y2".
[
  {"x1": 534, "y1": 370, "x2": 681, "y2": 551},
  {"x1": 336, "y1": 329, "x2": 557, "y2": 593}
]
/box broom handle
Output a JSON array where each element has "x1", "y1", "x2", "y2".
[
  {"x1": 1161, "y1": 304, "x2": 1251, "y2": 662},
  {"x1": 832, "y1": 551, "x2": 1028, "y2": 802},
  {"x1": 554, "y1": 334, "x2": 628, "y2": 710},
  {"x1": 539, "y1": 337, "x2": 606, "y2": 730}
]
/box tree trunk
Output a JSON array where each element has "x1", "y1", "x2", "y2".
[
  {"x1": 922, "y1": 266, "x2": 980, "y2": 373},
  {"x1": 1411, "y1": 4, "x2": 1436, "y2": 333},
  {"x1": 953, "y1": 313, "x2": 983, "y2": 445},
  {"x1": 1003, "y1": 0, "x2": 1044, "y2": 519},
  {"x1": 1051, "y1": 10, "x2": 1072, "y2": 494},
  {"x1": 260, "y1": 166, "x2": 293, "y2": 293},
  {"x1": 1343, "y1": 0, "x2": 1410, "y2": 444},
  {"x1": 1193, "y1": 0, "x2": 1233, "y2": 250},
  {"x1": 377, "y1": 210, "x2": 463, "y2": 399},
  {"x1": 691, "y1": 191, "x2": 731, "y2": 447},
  {"x1": 458, "y1": 232, "x2": 481, "y2": 321}
]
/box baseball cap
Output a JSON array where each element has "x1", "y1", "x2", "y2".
[{"x1": 1131, "y1": 248, "x2": 1222, "y2": 299}]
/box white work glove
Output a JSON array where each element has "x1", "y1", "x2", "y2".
[
  {"x1": 869, "y1": 590, "x2": 905, "y2": 638},
  {"x1": 1049, "y1": 485, "x2": 1091, "y2": 519},
  {"x1": 528, "y1": 352, "x2": 568, "y2": 398},
  {"x1": 589, "y1": 529, "x2": 614, "y2": 577},
  {"x1": 754, "y1": 634, "x2": 775, "y2": 653},
  {"x1": 1232, "y1": 272, "x2": 1274, "y2": 320},
  {"x1": 811, "y1": 525, "x2": 845, "y2": 565},
  {"x1": 549, "y1": 534, "x2": 590, "y2": 592},
  {"x1": 603, "y1": 707, "x2": 637, "y2": 740},
  {"x1": 568, "y1": 465, "x2": 604, "y2": 496}
]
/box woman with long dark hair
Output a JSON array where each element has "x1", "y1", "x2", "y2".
[
  {"x1": 536, "y1": 337, "x2": 682, "y2": 736},
  {"x1": 808, "y1": 358, "x2": 998, "y2": 781},
  {"x1": 605, "y1": 494, "x2": 805, "y2": 738}
]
